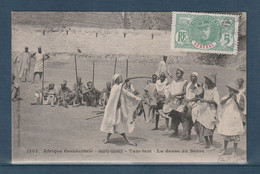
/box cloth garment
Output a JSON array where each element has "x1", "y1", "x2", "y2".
[
  {"x1": 100, "y1": 83, "x2": 141, "y2": 134},
  {"x1": 34, "y1": 52, "x2": 46, "y2": 73},
  {"x1": 156, "y1": 60, "x2": 171, "y2": 78},
  {"x1": 196, "y1": 86, "x2": 220, "y2": 130},
  {"x1": 218, "y1": 93, "x2": 245, "y2": 136},
  {"x1": 58, "y1": 87, "x2": 74, "y2": 104},
  {"x1": 155, "y1": 79, "x2": 168, "y2": 96}
]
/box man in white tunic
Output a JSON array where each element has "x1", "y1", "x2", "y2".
[
  {"x1": 100, "y1": 74, "x2": 142, "y2": 146},
  {"x1": 31, "y1": 47, "x2": 50, "y2": 83},
  {"x1": 19, "y1": 47, "x2": 33, "y2": 82},
  {"x1": 156, "y1": 55, "x2": 172, "y2": 80}
]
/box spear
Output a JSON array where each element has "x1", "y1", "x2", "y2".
[
  {"x1": 74, "y1": 54, "x2": 78, "y2": 84},
  {"x1": 75, "y1": 48, "x2": 81, "y2": 83},
  {"x1": 126, "y1": 59, "x2": 128, "y2": 78},
  {"x1": 92, "y1": 60, "x2": 95, "y2": 86},
  {"x1": 113, "y1": 58, "x2": 117, "y2": 75}
]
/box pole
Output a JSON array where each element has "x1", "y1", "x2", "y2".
[
  {"x1": 42, "y1": 57, "x2": 44, "y2": 90},
  {"x1": 41, "y1": 56, "x2": 45, "y2": 105},
  {"x1": 126, "y1": 59, "x2": 128, "y2": 78},
  {"x1": 113, "y1": 58, "x2": 117, "y2": 75},
  {"x1": 92, "y1": 60, "x2": 95, "y2": 86},
  {"x1": 74, "y1": 54, "x2": 78, "y2": 83}
]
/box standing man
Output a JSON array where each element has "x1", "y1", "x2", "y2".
[
  {"x1": 182, "y1": 72, "x2": 202, "y2": 141},
  {"x1": 153, "y1": 72, "x2": 169, "y2": 130},
  {"x1": 19, "y1": 47, "x2": 33, "y2": 82},
  {"x1": 31, "y1": 47, "x2": 50, "y2": 83},
  {"x1": 156, "y1": 55, "x2": 172, "y2": 80},
  {"x1": 100, "y1": 74, "x2": 142, "y2": 146},
  {"x1": 143, "y1": 74, "x2": 157, "y2": 123}
]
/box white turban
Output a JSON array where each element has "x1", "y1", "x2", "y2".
[
  {"x1": 112, "y1": 74, "x2": 121, "y2": 82},
  {"x1": 191, "y1": 72, "x2": 198, "y2": 77}
]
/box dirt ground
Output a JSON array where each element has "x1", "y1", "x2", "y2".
[{"x1": 12, "y1": 58, "x2": 246, "y2": 163}]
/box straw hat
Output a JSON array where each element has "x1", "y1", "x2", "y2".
[
  {"x1": 226, "y1": 82, "x2": 239, "y2": 92},
  {"x1": 204, "y1": 73, "x2": 217, "y2": 86}
]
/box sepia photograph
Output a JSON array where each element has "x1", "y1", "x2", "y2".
[{"x1": 11, "y1": 11, "x2": 246, "y2": 163}]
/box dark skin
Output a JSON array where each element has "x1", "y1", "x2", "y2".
[
  {"x1": 32, "y1": 48, "x2": 50, "y2": 60},
  {"x1": 166, "y1": 69, "x2": 187, "y2": 104},
  {"x1": 219, "y1": 87, "x2": 244, "y2": 156},
  {"x1": 156, "y1": 74, "x2": 166, "y2": 100},
  {"x1": 237, "y1": 78, "x2": 244, "y2": 89},
  {"x1": 221, "y1": 88, "x2": 245, "y2": 111},
  {"x1": 163, "y1": 56, "x2": 167, "y2": 62},
  {"x1": 185, "y1": 74, "x2": 199, "y2": 103},
  {"x1": 104, "y1": 75, "x2": 137, "y2": 146},
  {"x1": 144, "y1": 75, "x2": 157, "y2": 100},
  {"x1": 199, "y1": 78, "x2": 217, "y2": 106}
]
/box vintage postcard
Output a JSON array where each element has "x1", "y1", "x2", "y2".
[{"x1": 12, "y1": 12, "x2": 246, "y2": 163}]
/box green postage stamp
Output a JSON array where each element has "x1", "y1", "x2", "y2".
[{"x1": 171, "y1": 12, "x2": 239, "y2": 55}]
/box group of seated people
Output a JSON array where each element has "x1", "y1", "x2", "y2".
[
  {"x1": 142, "y1": 69, "x2": 246, "y2": 153},
  {"x1": 30, "y1": 76, "x2": 112, "y2": 108}
]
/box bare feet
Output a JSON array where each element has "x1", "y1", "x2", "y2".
[
  {"x1": 103, "y1": 139, "x2": 109, "y2": 144},
  {"x1": 219, "y1": 150, "x2": 227, "y2": 156},
  {"x1": 208, "y1": 145, "x2": 215, "y2": 151},
  {"x1": 127, "y1": 141, "x2": 137, "y2": 146}
]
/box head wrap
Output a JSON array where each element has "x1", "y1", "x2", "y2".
[
  {"x1": 112, "y1": 74, "x2": 121, "y2": 82},
  {"x1": 177, "y1": 68, "x2": 184, "y2": 73},
  {"x1": 191, "y1": 72, "x2": 198, "y2": 77}
]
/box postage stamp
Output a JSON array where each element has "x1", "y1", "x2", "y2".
[{"x1": 171, "y1": 12, "x2": 239, "y2": 55}]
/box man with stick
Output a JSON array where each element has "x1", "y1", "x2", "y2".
[
  {"x1": 31, "y1": 47, "x2": 50, "y2": 84},
  {"x1": 100, "y1": 74, "x2": 143, "y2": 146}
]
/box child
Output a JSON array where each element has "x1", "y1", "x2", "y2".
[
  {"x1": 218, "y1": 82, "x2": 245, "y2": 157},
  {"x1": 196, "y1": 73, "x2": 219, "y2": 150}
]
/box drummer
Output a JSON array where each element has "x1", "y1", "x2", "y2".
[
  {"x1": 164, "y1": 68, "x2": 188, "y2": 136},
  {"x1": 182, "y1": 72, "x2": 203, "y2": 141},
  {"x1": 152, "y1": 72, "x2": 169, "y2": 130}
]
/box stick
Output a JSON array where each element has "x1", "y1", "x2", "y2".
[
  {"x1": 126, "y1": 59, "x2": 128, "y2": 78},
  {"x1": 85, "y1": 114, "x2": 103, "y2": 120},
  {"x1": 42, "y1": 56, "x2": 45, "y2": 90},
  {"x1": 92, "y1": 60, "x2": 95, "y2": 86},
  {"x1": 41, "y1": 55, "x2": 45, "y2": 104},
  {"x1": 74, "y1": 54, "x2": 78, "y2": 83},
  {"x1": 113, "y1": 58, "x2": 117, "y2": 75}
]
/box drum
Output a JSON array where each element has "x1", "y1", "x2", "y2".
[{"x1": 162, "y1": 99, "x2": 180, "y2": 114}]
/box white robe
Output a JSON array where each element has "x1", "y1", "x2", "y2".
[
  {"x1": 100, "y1": 83, "x2": 141, "y2": 134},
  {"x1": 218, "y1": 94, "x2": 245, "y2": 136}
]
